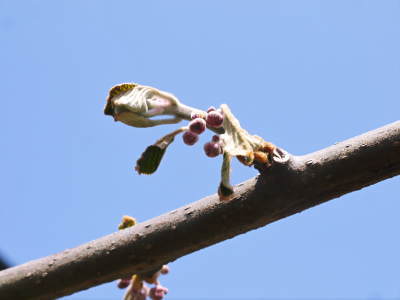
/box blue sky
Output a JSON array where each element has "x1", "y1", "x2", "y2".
[{"x1": 1, "y1": 1, "x2": 399, "y2": 299}]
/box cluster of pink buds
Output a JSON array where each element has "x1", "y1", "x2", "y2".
[
  {"x1": 118, "y1": 265, "x2": 170, "y2": 300},
  {"x1": 204, "y1": 135, "x2": 223, "y2": 157},
  {"x1": 149, "y1": 284, "x2": 169, "y2": 300},
  {"x1": 182, "y1": 106, "x2": 224, "y2": 157}
]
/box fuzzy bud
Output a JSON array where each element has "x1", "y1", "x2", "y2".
[
  {"x1": 204, "y1": 142, "x2": 222, "y2": 157},
  {"x1": 189, "y1": 118, "x2": 206, "y2": 134},
  {"x1": 182, "y1": 131, "x2": 199, "y2": 146},
  {"x1": 160, "y1": 265, "x2": 169, "y2": 275},
  {"x1": 207, "y1": 106, "x2": 216, "y2": 113},
  {"x1": 149, "y1": 284, "x2": 168, "y2": 300},
  {"x1": 206, "y1": 111, "x2": 224, "y2": 128},
  {"x1": 211, "y1": 135, "x2": 220, "y2": 143},
  {"x1": 117, "y1": 278, "x2": 131, "y2": 289}
]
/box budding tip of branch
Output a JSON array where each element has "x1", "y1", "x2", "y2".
[
  {"x1": 218, "y1": 182, "x2": 234, "y2": 201},
  {"x1": 118, "y1": 215, "x2": 137, "y2": 230}
]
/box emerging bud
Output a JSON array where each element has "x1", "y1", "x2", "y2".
[
  {"x1": 118, "y1": 278, "x2": 131, "y2": 289},
  {"x1": 206, "y1": 111, "x2": 224, "y2": 128},
  {"x1": 204, "y1": 142, "x2": 222, "y2": 157},
  {"x1": 118, "y1": 215, "x2": 136, "y2": 230},
  {"x1": 207, "y1": 106, "x2": 216, "y2": 113},
  {"x1": 149, "y1": 284, "x2": 168, "y2": 300},
  {"x1": 182, "y1": 131, "x2": 199, "y2": 146},
  {"x1": 189, "y1": 118, "x2": 206, "y2": 134},
  {"x1": 136, "y1": 127, "x2": 187, "y2": 175},
  {"x1": 160, "y1": 265, "x2": 169, "y2": 274},
  {"x1": 105, "y1": 83, "x2": 183, "y2": 128},
  {"x1": 211, "y1": 135, "x2": 220, "y2": 143}
]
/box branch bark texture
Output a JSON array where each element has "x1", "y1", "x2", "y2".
[{"x1": 1, "y1": 121, "x2": 399, "y2": 300}]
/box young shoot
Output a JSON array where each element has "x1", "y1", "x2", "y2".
[{"x1": 104, "y1": 83, "x2": 277, "y2": 201}]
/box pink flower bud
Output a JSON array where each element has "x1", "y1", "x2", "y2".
[
  {"x1": 182, "y1": 131, "x2": 199, "y2": 146},
  {"x1": 204, "y1": 142, "x2": 222, "y2": 157},
  {"x1": 211, "y1": 135, "x2": 220, "y2": 143},
  {"x1": 207, "y1": 106, "x2": 216, "y2": 113},
  {"x1": 206, "y1": 111, "x2": 224, "y2": 128},
  {"x1": 117, "y1": 278, "x2": 131, "y2": 289},
  {"x1": 189, "y1": 118, "x2": 206, "y2": 134},
  {"x1": 160, "y1": 265, "x2": 169, "y2": 274},
  {"x1": 149, "y1": 284, "x2": 168, "y2": 300}
]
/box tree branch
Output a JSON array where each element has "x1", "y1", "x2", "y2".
[{"x1": 0, "y1": 121, "x2": 399, "y2": 300}]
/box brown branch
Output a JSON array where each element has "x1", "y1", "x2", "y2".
[{"x1": 0, "y1": 121, "x2": 399, "y2": 300}]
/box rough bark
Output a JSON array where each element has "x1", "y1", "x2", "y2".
[{"x1": 0, "y1": 121, "x2": 399, "y2": 300}]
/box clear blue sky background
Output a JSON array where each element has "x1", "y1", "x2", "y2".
[{"x1": 1, "y1": 1, "x2": 399, "y2": 299}]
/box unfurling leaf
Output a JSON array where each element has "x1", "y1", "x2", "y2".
[
  {"x1": 218, "y1": 104, "x2": 276, "y2": 200},
  {"x1": 135, "y1": 127, "x2": 187, "y2": 175},
  {"x1": 135, "y1": 145, "x2": 168, "y2": 175},
  {"x1": 220, "y1": 104, "x2": 269, "y2": 164},
  {"x1": 104, "y1": 83, "x2": 277, "y2": 202},
  {"x1": 104, "y1": 83, "x2": 183, "y2": 128}
]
